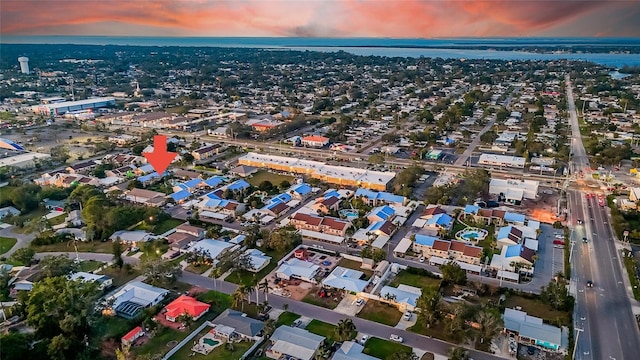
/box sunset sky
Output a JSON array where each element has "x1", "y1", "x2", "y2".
[{"x1": 2, "y1": 0, "x2": 639, "y2": 38}]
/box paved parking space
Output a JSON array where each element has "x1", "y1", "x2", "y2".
[
  {"x1": 394, "y1": 312, "x2": 416, "y2": 330},
  {"x1": 334, "y1": 294, "x2": 364, "y2": 316}
]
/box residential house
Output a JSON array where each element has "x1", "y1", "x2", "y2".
[
  {"x1": 354, "y1": 188, "x2": 407, "y2": 206},
  {"x1": 197, "y1": 198, "x2": 245, "y2": 218},
  {"x1": 0, "y1": 206, "x2": 20, "y2": 219},
  {"x1": 229, "y1": 165, "x2": 258, "y2": 177},
  {"x1": 164, "y1": 295, "x2": 210, "y2": 322},
  {"x1": 311, "y1": 195, "x2": 341, "y2": 215},
  {"x1": 66, "y1": 160, "x2": 97, "y2": 174},
  {"x1": 496, "y1": 226, "x2": 524, "y2": 249},
  {"x1": 367, "y1": 205, "x2": 395, "y2": 223},
  {"x1": 244, "y1": 248, "x2": 272, "y2": 272},
  {"x1": 266, "y1": 326, "x2": 325, "y2": 360},
  {"x1": 188, "y1": 239, "x2": 236, "y2": 264},
  {"x1": 321, "y1": 266, "x2": 369, "y2": 294},
  {"x1": 503, "y1": 308, "x2": 564, "y2": 351},
  {"x1": 448, "y1": 241, "x2": 483, "y2": 265},
  {"x1": 276, "y1": 258, "x2": 320, "y2": 283},
  {"x1": 366, "y1": 220, "x2": 397, "y2": 237},
  {"x1": 212, "y1": 309, "x2": 265, "y2": 341},
  {"x1": 288, "y1": 183, "x2": 313, "y2": 200},
  {"x1": 226, "y1": 179, "x2": 251, "y2": 192},
  {"x1": 290, "y1": 213, "x2": 351, "y2": 237},
  {"x1": 170, "y1": 189, "x2": 192, "y2": 204},
  {"x1": 174, "y1": 223, "x2": 205, "y2": 238},
  {"x1": 67, "y1": 272, "x2": 113, "y2": 290},
  {"x1": 421, "y1": 206, "x2": 447, "y2": 219},
  {"x1": 110, "y1": 230, "x2": 155, "y2": 247},
  {"x1": 108, "y1": 281, "x2": 169, "y2": 319},
  {"x1": 379, "y1": 284, "x2": 422, "y2": 312},
  {"x1": 121, "y1": 326, "x2": 145, "y2": 346},
  {"x1": 191, "y1": 144, "x2": 221, "y2": 161},
  {"x1": 204, "y1": 176, "x2": 225, "y2": 188},
  {"x1": 424, "y1": 213, "x2": 454, "y2": 232},
  {"x1": 412, "y1": 235, "x2": 441, "y2": 257},
  {"x1": 333, "y1": 341, "x2": 378, "y2": 360},
  {"x1": 172, "y1": 169, "x2": 201, "y2": 181},
  {"x1": 124, "y1": 188, "x2": 167, "y2": 207},
  {"x1": 491, "y1": 244, "x2": 536, "y2": 271}
]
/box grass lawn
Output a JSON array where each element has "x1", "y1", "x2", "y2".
[
  {"x1": 153, "y1": 218, "x2": 184, "y2": 235},
  {"x1": 47, "y1": 213, "x2": 67, "y2": 226},
  {"x1": 91, "y1": 315, "x2": 135, "y2": 346},
  {"x1": 0, "y1": 237, "x2": 17, "y2": 255},
  {"x1": 0, "y1": 186, "x2": 17, "y2": 205},
  {"x1": 247, "y1": 170, "x2": 294, "y2": 187},
  {"x1": 232, "y1": 301, "x2": 261, "y2": 319},
  {"x1": 388, "y1": 269, "x2": 441, "y2": 290},
  {"x1": 31, "y1": 240, "x2": 113, "y2": 254},
  {"x1": 134, "y1": 326, "x2": 182, "y2": 358},
  {"x1": 196, "y1": 290, "x2": 232, "y2": 312},
  {"x1": 98, "y1": 266, "x2": 141, "y2": 288},
  {"x1": 7, "y1": 208, "x2": 49, "y2": 232},
  {"x1": 363, "y1": 337, "x2": 413, "y2": 360},
  {"x1": 302, "y1": 287, "x2": 341, "y2": 310},
  {"x1": 503, "y1": 294, "x2": 571, "y2": 327},
  {"x1": 409, "y1": 320, "x2": 458, "y2": 343},
  {"x1": 79, "y1": 260, "x2": 104, "y2": 272},
  {"x1": 623, "y1": 254, "x2": 640, "y2": 300},
  {"x1": 357, "y1": 300, "x2": 402, "y2": 327},
  {"x1": 276, "y1": 311, "x2": 300, "y2": 327},
  {"x1": 338, "y1": 258, "x2": 373, "y2": 280},
  {"x1": 305, "y1": 319, "x2": 338, "y2": 342},
  {"x1": 171, "y1": 337, "x2": 253, "y2": 360},
  {"x1": 185, "y1": 264, "x2": 211, "y2": 275}
]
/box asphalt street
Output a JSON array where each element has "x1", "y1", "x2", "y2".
[{"x1": 566, "y1": 75, "x2": 640, "y2": 360}]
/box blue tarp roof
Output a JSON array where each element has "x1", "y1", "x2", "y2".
[
  {"x1": 170, "y1": 189, "x2": 191, "y2": 202},
  {"x1": 203, "y1": 191, "x2": 221, "y2": 200},
  {"x1": 271, "y1": 193, "x2": 292, "y2": 204},
  {"x1": 138, "y1": 171, "x2": 166, "y2": 182}
]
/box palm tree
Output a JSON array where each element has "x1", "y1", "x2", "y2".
[
  {"x1": 334, "y1": 318, "x2": 357, "y2": 341},
  {"x1": 258, "y1": 278, "x2": 271, "y2": 302},
  {"x1": 448, "y1": 347, "x2": 468, "y2": 360},
  {"x1": 475, "y1": 310, "x2": 503, "y2": 345},
  {"x1": 240, "y1": 284, "x2": 254, "y2": 306},
  {"x1": 232, "y1": 289, "x2": 244, "y2": 311},
  {"x1": 263, "y1": 318, "x2": 276, "y2": 337},
  {"x1": 283, "y1": 303, "x2": 289, "y2": 312}
]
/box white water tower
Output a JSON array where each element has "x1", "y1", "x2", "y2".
[{"x1": 18, "y1": 57, "x2": 29, "y2": 74}]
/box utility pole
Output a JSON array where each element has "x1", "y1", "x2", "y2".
[{"x1": 572, "y1": 328, "x2": 584, "y2": 360}]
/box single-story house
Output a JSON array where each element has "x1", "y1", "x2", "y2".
[
  {"x1": 333, "y1": 341, "x2": 378, "y2": 360},
  {"x1": 110, "y1": 230, "x2": 155, "y2": 247},
  {"x1": 212, "y1": 309, "x2": 265, "y2": 340},
  {"x1": 121, "y1": 326, "x2": 145, "y2": 346},
  {"x1": 67, "y1": 271, "x2": 113, "y2": 290},
  {"x1": 503, "y1": 308, "x2": 564, "y2": 351},
  {"x1": 276, "y1": 258, "x2": 320, "y2": 283},
  {"x1": 244, "y1": 248, "x2": 272, "y2": 272},
  {"x1": 266, "y1": 325, "x2": 325, "y2": 360},
  {"x1": 108, "y1": 281, "x2": 169, "y2": 319},
  {"x1": 164, "y1": 295, "x2": 211, "y2": 322},
  {"x1": 321, "y1": 266, "x2": 369, "y2": 294},
  {"x1": 188, "y1": 239, "x2": 236, "y2": 263},
  {"x1": 379, "y1": 284, "x2": 422, "y2": 312}
]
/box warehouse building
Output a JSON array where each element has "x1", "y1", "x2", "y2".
[{"x1": 31, "y1": 97, "x2": 116, "y2": 116}]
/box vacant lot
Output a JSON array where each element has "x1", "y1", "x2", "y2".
[
  {"x1": 503, "y1": 294, "x2": 571, "y2": 327},
  {"x1": 305, "y1": 319, "x2": 338, "y2": 342},
  {"x1": 32, "y1": 240, "x2": 113, "y2": 254},
  {"x1": 388, "y1": 269, "x2": 441, "y2": 289},
  {"x1": 247, "y1": 170, "x2": 294, "y2": 187},
  {"x1": 302, "y1": 286, "x2": 341, "y2": 309},
  {"x1": 79, "y1": 260, "x2": 104, "y2": 273},
  {"x1": 276, "y1": 311, "x2": 300, "y2": 327},
  {"x1": 363, "y1": 337, "x2": 413, "y2": 360},
  {"x1": 0, "y1": 237, "x2": 17, "y2": 255},
  {"x1": 357, "y1": 300, "x2": 402, "y2": 326},
  {"x1": 98, "y1": 266, "x2": 141, "y2": 288}
]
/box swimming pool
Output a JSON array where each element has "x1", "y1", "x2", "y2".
[
  {"x1": 455, "y1": 228, "x2": 488, "y2": 242},
  {"x1": 203, "y1": 338, "x2": 219, "y2": 347},
  {"x1": 339, "y1": 209, "x2": 359, "y2": 220}
]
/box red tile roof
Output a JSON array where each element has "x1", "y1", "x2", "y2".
[
  {"x1": 449, "y1": 241, "x2": 466, "y2": 253},
  {"x1": 122, "y1": 326, "x2": 144, "y2": 342},
  {"x1": 423, "y1": 206, "x2": 446, "y2": 217},
  {"x1": 463, "y1": 245, "x2": 483, "y2": 258},
  {"x1": 164, "y1": 295, "x2": 210, "y2": 320},
  {"x1": 433, "y1": 240, "x2": 451, "y2": 252}
]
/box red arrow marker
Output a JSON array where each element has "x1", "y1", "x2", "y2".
[{"x1": 143, "y1": 135, "x2": 177, "y2": 175}]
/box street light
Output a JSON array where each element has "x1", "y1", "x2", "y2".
[{"x1": 572, "y1": 327, "x2": 584, "y2": 360}]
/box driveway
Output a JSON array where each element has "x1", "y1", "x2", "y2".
[
  {"x1": 333, "y1": 294, "x2": 363, "y2": 316},
  {"x1": 0, "y1": 225, "x2": 36, "y2": 257}
]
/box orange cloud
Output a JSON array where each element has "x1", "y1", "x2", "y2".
[{"x1": 1, "y1": 0, "x2": 638, "y2": 37}]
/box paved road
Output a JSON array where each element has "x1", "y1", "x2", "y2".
[{"x1": 565, "y1": 75, "x2": 640, "y2": 360}]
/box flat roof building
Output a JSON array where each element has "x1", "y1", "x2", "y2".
[
  {"x1": 32, "y1": 97, "x2": 116, "y2": 116},
  {"x1": 478, "y1": 153, "x2": 526, "y2": 169}
]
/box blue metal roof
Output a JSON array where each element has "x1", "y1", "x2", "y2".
[
  {"x1": 184, "y1": 178, "x2": 203, "y2": 188},
  {"x1": 355, "y1": 188, "x2": 404, "y2": 204},
  {"x1": 464, "y1": 205, "x2": 480, "y2": 214},
  {"x1": 371, "y1": 205, "x2": 394, "y2": 220},
  {"x1": 170, "y1": 189, "x2": 191, "y2": 202},
  {"x1": 271, "y1": 193, "x2": 292, "y2": 204},
  {"x1": 203, "y1": 191, "x2": 221, "y2": 200},
  {"x1": 497, "y1": 226, "x2": 513, "y2": 240},
  {"x1": 414, "y1": 234, "x2": 438, "y2": 246},
  {"x1": 227, "y1": 179, "x2": 250, "y2": 191},
  {"x1": 504, "y1": 212, "x2": 526, "y2": 224},
  {"x1": 0, "y1": 138, "x2": 25, "y2": 151},
  {"x1": 292, "y1": 183, "x2": 312, "y2": 196},
  {"x1": 505, "y1": 244, "x2": 523, "y2": 258},
  {"x1": 425, "y1": 213, "x2": 453, "y2": 226},
  {"x1": 204, "y1": 176, "x2": 224, "y2": 187},
  {"x1": 324, "y1": 190, "x2": 341, "y2": 199}
]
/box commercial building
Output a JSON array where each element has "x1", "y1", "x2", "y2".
[
  {"x1": 300, "y1": 135, "x2": 330, "y2": 148},
  {"x1": 239, "y1": 152, "x2": 395, "y2": 191},
  {"x1": 31, "y1": 97, "x2": 116, "y2": 116},
  {"x1": 489, "y1": 178, "x2": 539, "y2": 203},
  {"x1": 478, "y1": 154, "x2": 526, "y2": 169},
  {"x1": 0, "y1": 152, "x2": 51, "y2": 169},
  {"x1": 503, "y1": 308, "x2": 564, "y2": 351}
]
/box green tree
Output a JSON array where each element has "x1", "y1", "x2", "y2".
[
  {"x1": 10, "y1": 247, "x2": 36, "y2": 265},
  {"x1": 112, "y1": 240, "x2": 124, "y2": 269},
  {"x1": 266, "y1": 226, "x2": 301, "y2": 252},
  {"x1": 334, "y1": 318, "x2": 356, "y2": 341},
  {"x1": 441, "y1": 262, "x2": 467, "y2": 285},
  {"x1": 540, "y1": 278, "x2": 573, "y2": 311},
  {"x1": 416, "y1": 286, "x2": 443, "y2": 328},
  {"x1": 475, "y1": 310, "x2": 503, "y2": 347},
  {"x1": 140, "y1": 258, "x2": 181, "y2": 287},
  {"x1": 448, "y1": 347, "x2": 468, "y2": 360},
  {"x1": 361, "y1": 246, "x2": 386, "y2": 263},
  {"x1": 26, "y1": 276, "x2": 99, "y2": 360},
  {"x1": 39, "y1": 255, "x2": 78, "y2": 278},
  {"x1": 0, "y1": 332, "x2": 33, "y2": 360},
  {"x1": 389, "y1": 352, "x2": 418, "y2": 360}
]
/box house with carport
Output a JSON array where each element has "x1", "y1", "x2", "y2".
[
  {"x1": 266, "y1": 325, "x2": 325, "y2": 360},
  {"x1": 276, "y1": 258, "x2": 320, "y2": 283}
]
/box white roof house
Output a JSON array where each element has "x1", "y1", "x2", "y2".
[
  {"x1": 244, "y1": 248, "x2": 272, "y2": 272},
  {"x1": 379, "y1": 284, "x2": 422, "y2": 311},
  {"x1": 321, "y1": 266, "x2": 369, "y2": 293},
  {"x1": 276, "y1": 258, "x2": 320, "y2": 283},
  {"x1": 67, "y1": 271, "x2": 112, "y2": 290},
  {"x1": 189, "y1": 239, "x2": 236, "y2": 260},
  {"x1": 110, "y1": 230, "x2": 155, "y2": 243},
  {"x1": 333, "y1": 341, "x2": 378, "y2": 360},
  {"x1": 109, "y1": 281, "x2": 168, "y2": 312},
  {"x1": 268, "y1": 326, "x2": 325, "y2": 360}
]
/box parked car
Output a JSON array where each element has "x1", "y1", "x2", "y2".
[
  {"x1": 419, "y1": 256, "x2": 425, "y2": 263},
  {"x1": 360, "y1": 335, "x2": 369, "y2": 344},
  {"x1": 402, "y1": 311, "x2": 412, "y2": 321},
  {"x1": 292, "y1": 319, "x2": 302, "y2": 327},
  {"x1": 355, "y1": 298, "x2": 365, "y2": 306},
  {"x1": 390, "y1": 334, "x2": 403, "y2": 343}
]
